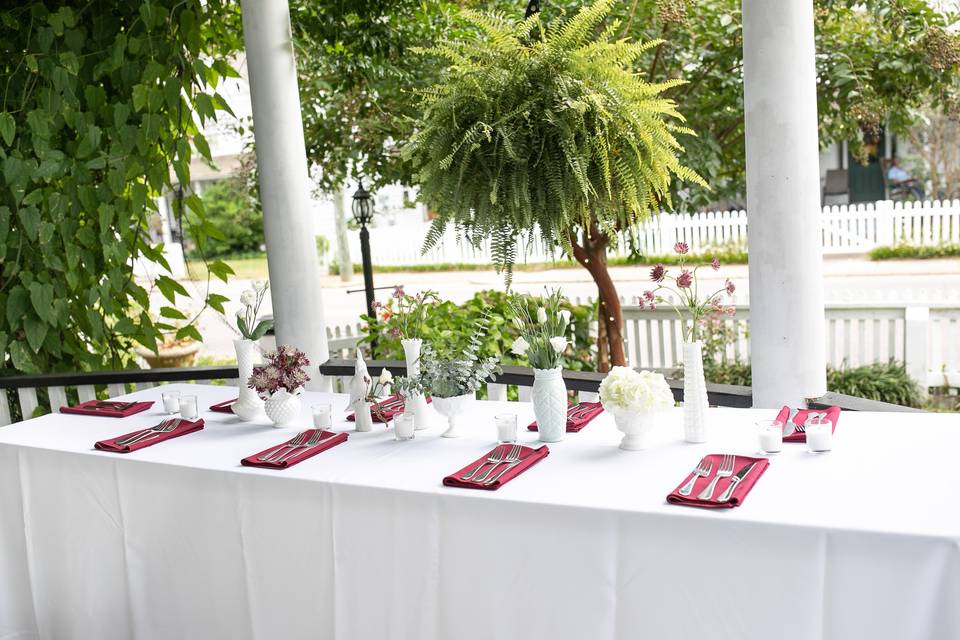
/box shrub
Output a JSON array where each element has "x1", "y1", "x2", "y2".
[
  {"x1": 187, "y1": 180, "x2": 264, "y2": 258},
  {"x1": 868, "y1": 243, "x2": 960, "y2": 260}
]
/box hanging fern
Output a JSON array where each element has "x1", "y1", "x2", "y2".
[{"x1": 404, "y1": 0, "x2": 706, "y2": 282}]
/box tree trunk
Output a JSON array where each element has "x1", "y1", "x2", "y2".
[{"x1": 569, "y1": 226, "x2": 627, "y2": 372}]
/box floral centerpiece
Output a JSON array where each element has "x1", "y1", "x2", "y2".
[
  {"x1": 372, "y1": 286, "x2": 438, "y2": 429},
  {"x1": 396, "y1": 315, "x2": 501, "y2": 438},
  {"x1": 249, "y1": 345, "x2": 310, "y2": 427},
  {"x1": 640, "y1": 242, "x2": 737, "y2": 443},
  {"x1": 599, "y1": 367, "x2": 675, "y2": 450},
  {"x1": 509, "y1": 289, "x2": 573, "y2": 442},
  {"x1": 231, "y1": 280, "x2": 273, "y2": 421}
]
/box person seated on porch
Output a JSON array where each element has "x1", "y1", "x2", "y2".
[{"x1": 887, "y1": 157, "x2": 925, "y2": 200}]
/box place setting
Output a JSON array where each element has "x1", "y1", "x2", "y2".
[
  {"x1": 93, "y1": 390, "x2": 204, "y2": 453},
  {"x1": 60, "y1": 398, "x2": 154, "y2": 418},
  {"x1": 527, "y1": 401, "x2": 604, "y2": 433}
]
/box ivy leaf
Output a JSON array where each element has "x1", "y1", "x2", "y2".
[
  {"x1": 0, "y1": 112, "x2": 14, "y2": 146},
  {"x1": 17, "y1": 207, "x2": 40, "y2": 241},
  {"x1": 29, "y1": 282, "x2": 55, "y2": 324},
  {"x1": 155, "y1": 275, "x2": 189, "y2": 304},
  {"x1": 207, "y1": 259, "x2": 235, "y2": 283},
  {"x1": 175, "y1": 324, "x2": 203, "y2": 343},
  {"x1": 159, "y1": 306, "x2": 188, "y2": 320},
  {"x1": 6, "y1": 286, "x2": 28, "y2": 327},
  {"x1": 9, "y1": 341, "x2": 39, "y2": 373},
  {"x1": 206, "y1": 292, "x2": 229, "y2": 313},
  {"x1": 24, "y1": 315, "x2": 48, "y2": 352}
]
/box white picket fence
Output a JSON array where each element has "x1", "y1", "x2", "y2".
[{"x1": 352, "y1": 199, "x2": 960, "y2": 266}]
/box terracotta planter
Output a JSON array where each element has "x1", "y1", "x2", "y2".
[{"x1": 136, "y1": 341, "x2": 201, "y2": 369}]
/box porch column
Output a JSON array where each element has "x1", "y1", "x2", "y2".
[
  {"x1": 240, "y1": 0, "x2": 330, "y2": 389},
  {"x1": 742, "y1": 0, "x2": 826, "y2": 407}
]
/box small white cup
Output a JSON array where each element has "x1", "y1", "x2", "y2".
[
  {"x1": 179, "y1": 395, "x2": 198, "y2": 421},
  {"x1": 495, "y1": 413, "x2": 518, "y2": 443},
  {"x1": 162, "y1": 391, "x2": 181, "y2": 415},
  {"x1": 757, "y1": 420, "x2": 783, "y2": 454},
  {"x1": 312, "y1": 403, "x2": 332, "y2": 430},
  {"x1": 806, "y1": 416, "x2": 833, "y2": 453},
  {"x1": 395, "y1": 413, "x2": 415, "y2": 441}
]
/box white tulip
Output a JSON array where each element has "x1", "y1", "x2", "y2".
[
  {"x1": 240, "y1": 290, "x2": 256, "y2": 307},
  {"x1": 379, "y1": 369, "x2": 393, "y2": 384},
  {"x1": 559, "y1": 309, "x2": 572, "y2": 326},
  {"x1": 510, "y1": 336, "x2": 530, "y2": 356},
  {"x1": 549, "y1": 336, "x2": 568, "y2": 354},
  {"x1": 253, "y1": 280, "x2": 268, "y2": 292},
  {"x1": 512, "y1": 316, "x2": 524, "y2": 330},
  {"x1": 537, "y1": 307, "x2": 547, "y2": 324}
]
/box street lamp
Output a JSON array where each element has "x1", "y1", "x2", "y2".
[{"x1": 351, "y1": 180, "x2": 376, "y2": 319}]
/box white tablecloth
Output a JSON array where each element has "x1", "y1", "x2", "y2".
[{"x1": 1, "y1": 384, "x2": 958, "y2": 640}]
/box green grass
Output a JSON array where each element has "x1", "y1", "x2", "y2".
[
  {"x1": 186, "y1": 256, "x2": 269, "y2": 280},
  {"x1": 868, "y1": 243, "x2": 960, "y2": 261}
]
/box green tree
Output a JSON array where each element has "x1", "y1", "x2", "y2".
[
  {"x1": 404, "y1": 0, "x2": 705, "y2": 368},
  {"x1": 0, "y1": 1, "x2": 242, "y2": 374},
  {"x1": 190, "y1": 179, "x2": 264, "y2": 258}
]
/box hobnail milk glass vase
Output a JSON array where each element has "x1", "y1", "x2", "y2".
[
  {"x1": 682, "y1": 341, "x2": 709, "y2": 443},
  {"x1": 264, "y1": 389, "x2": 301, "y2": 428},
  {"x1": 432, "y1": 393, "x2": 473, "y2": 438},
  {"x1": 612, "y1": 409, "x2": 658, "y2": 450},
  {"x1": 401, "y1": 338, "x2": 430, "y2": 430},
  {"x1": 232, "y1": 338, "x2": 264, "y2": 421},
  {"x1": 532, "y1": 367, "x2": 567, "y2": 443}
]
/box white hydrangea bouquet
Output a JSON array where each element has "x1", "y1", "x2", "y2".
[{"x1": 599, "y1": 367, "x2": 675, "y2": 450}]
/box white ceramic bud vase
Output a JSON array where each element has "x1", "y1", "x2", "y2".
[
  {"x1": 401, "y1": 338, "x2": 431, "y2": 430},
  {"x1": 682, "y1": 341, "x2": 709, "y2": 443},
  {"x1": 232, "y1": 338, "x2": 264, "y2": 421},
  {"x1": 264, "y1": 388, "x2": 301, "y2": 428},
  {"x1": 354, "y1": 401, "x2": 375, "y2": 432},
  {"x1": 432, "y1": 393, "x2": 473, "y2": 438},
  {"x1": 612, "y1": 409, "x2": 657, "y2": 450},
  {"x1": 532, "y1": 367, "x2": 567, "y2": 443}
]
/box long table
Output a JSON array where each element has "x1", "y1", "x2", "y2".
[{"x1": 1, "y1": 384, "x2": 958, "y2": 639}]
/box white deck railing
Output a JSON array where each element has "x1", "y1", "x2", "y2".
[{"x1": 352, "y1": 199, "x2": 960, "y2": 266}]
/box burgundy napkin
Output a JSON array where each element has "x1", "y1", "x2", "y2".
[
  {"x1": 61, "y1": 399, "x2": 154, "y2": 418},
  {"x1": 209, "y1": 398, "x2": 237, "y2": 413},
  {"x1": 667, "y1": 454, "x2": 769, "y2": 509},
  {"x1": 528, "y1": 402, "x2": 604, "y2": 433},
  {"x1": 776, "y1": 405, "x2": 841, "y2": 443},
  {"x1": 347, "y1": 395, "x2": 432, "y2": 423},
  {"x1": 443, "y1": 444, "x2": 550, "y2": 491},
  {"x1": 95, "y1": 418, "x2": 204, "y2": 453},
  {"x1": 241, "y1": 430, "x2": 348, "y2": 470}
]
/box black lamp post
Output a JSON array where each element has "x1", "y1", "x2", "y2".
[{"x1": 351, "y1": 180, "x2": 376, "y2": 320}]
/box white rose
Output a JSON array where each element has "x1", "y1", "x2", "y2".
[
  {"x1": 240, "y1": 290, "x2": 256, "y2": 306},
  {"x1": 537, "y1": 307, "x2": 548, "y2": 324},
  {"x1": 253, "y1": 280, "x2": 268, "y2": 292},
  {"x1": 549, "y1": 336, "x2": 568, "y2": 354},
  {"x1": 559, "y1": 309, "x2": 572, "y2": 326},
  {"x1": 510, "y1": 336, "x2": 530, "y2": 356},
  {"x1": 379, "y1": 369, "x2": 393, "y2": 384}
]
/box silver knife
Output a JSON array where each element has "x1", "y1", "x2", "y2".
[
  {"x1": 717, "y1": 461, "x2": 758, "y2": 502},
  {"x1": 781, "y1": 408, "x2": 798, "y2": 436}
]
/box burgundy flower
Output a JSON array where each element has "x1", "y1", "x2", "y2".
[
  {"x1": 677, "y1": 270, "x2": 693, "y2": 289},
  {"x1": 650, "y1": 264, "x2": 667, "y2": 283},
  {"x1": 725, "y1": 279, "x2": 736, "y2": 295},
  {"x1": 390, "y1": 326, "x2": 401, "y2": 337},
  {"x1": 643, "y1": 290, "x2": 656, "y2": 302},
  {"x1": 711, "y1": 256, "x2": 720, "y2": 270},
  {"x1": 392, "y1": 285, "x2": 405, "y2": 300},
  {"x1": 649, "y1": 303, "x2": 657, "y2": 311},
  {"x1": 673, "y1": 241, "x2": 689, "y2": 255},
  {"x1": 637, "y1": 298, "x2": 645, "y2": 309}
]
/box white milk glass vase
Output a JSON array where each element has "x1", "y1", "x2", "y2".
[
  {"x1": 401, "y1": 338, "x2": 430, "y2": 430},
  {"x1": 232, "y1": 338, "x2": 264, "y2": 421},
  {"x1": 532, "y1": 367, "x2": 567, "y2": 443},
  {"x1": 354, "y1": 401, "x2": 375, "y2": 432},
  {"x1": 612, "y1": 409, "x2": 659, "y2": 451},
  {"x1": 682, "y1": 340, "x2": 709, "y2": 443},
  {"x1": 432, "y1": 393, "x2": 473, "y2": 438},
  {"x1": 264, "y1": 388, "x2": 301, "y2": 428}
]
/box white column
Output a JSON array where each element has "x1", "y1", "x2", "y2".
[
  {"x1": 241, "y1": 0, "x2": 330, "y2": 389},
  {"x1": 743, "y1": 0, "x2": 826, "y2": 407}
]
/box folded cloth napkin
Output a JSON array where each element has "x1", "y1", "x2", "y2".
[
  {"x1": 666, "y1": 454, "x2": 769, "y2": 509},
  {"x1": 209, "y1": 398, "x2": 237, "y2": 413},
  {"x1": 346, "y1": 395, "x2": 431, "y2": 423},
  {"x1": 776, "y1": 405, "x2": 841, "y2": 443},
  {"x1": 241, "y1": 430, "x2": 348, "y2": 470},
  {"x1": 95, "y1": 418, "x2": 204, "y2": 453},
  {"x1": 61, "y1": 399, "x2": 154, "y2": 418},
  {"x1": 443, "y1": 444, "x2": 550, "y2": 491},
  {"x1": 528, "y1": 402, "x2": 604, "y2": 433}
]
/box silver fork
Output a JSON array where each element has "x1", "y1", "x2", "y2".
[
  {"x1": 697, "y1": 454, "x2": 735, "y2": 501},
  {"x1": 258, "y1": 431, "x2": 309, "y2": 462},
  {"x1": 795, "y1": 412, "x2": 827, "y2": 433},
  {"x1": 462, "y1": 446, "x2": 508, "y2": 481},
  {"x1": 273, "y1": 430, "x2": 327, "y2": 464},
  {"x1": 567, "y1": 404, "x2": 594, "y2": 421},
  {"x1": 116, "y1": 419, "x2": 177, "y2": 447},
  {"x1": 476, "y1": 444, "x2": 521, "y2": 483},
  {"x1": 678, "y1": 458, "x2": 713, "y2": 496},
  {"x1": 483, "y1": 445, "x2": 524, "y2": 485}
]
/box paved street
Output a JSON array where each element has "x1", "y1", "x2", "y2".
[{"x1": 177, "y1": 256, "x2": 960, "y2": 358}]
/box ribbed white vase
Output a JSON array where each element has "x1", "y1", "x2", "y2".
[
  {"x1": 532, "y1": 367, "x2": 567, "y2": 443},
  {"x1": 232, "y1": 338, "x2": 264, "y2": 421},
  {"x1": 401, "y1": 338, "x2": 430, "y2": 430},
  {"x1": 683, "y1": 341, "x2": 709, "y2": 443}
]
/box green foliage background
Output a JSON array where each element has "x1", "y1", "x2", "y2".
[
  {"x1": 0, "y1": 2, "x2": 242, "y2": 374},
  {"x1": 188, "y1": 179, "x2": 264, "y2": 259}
]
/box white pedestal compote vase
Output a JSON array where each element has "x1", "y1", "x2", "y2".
[
  {"x1": 232, "y1": 338, "x2": 264, "y2": 421},
  {"x1": 532, "y1": 367, "x2": 567, "y2": 443},
  {"x1": 682, "y1": 341, "x2": 709, "y2": 443},
  {"x1": 432, "y1": 393, "x2": 473, "y2": 438},
  {"x1": 264, "y1": 389, "x2": 301, "y2": 428},
  {"x1": 401, "y1": 338, "x2": 431, "y2": 430},
  {"x1": 612, "y1": 409, "x2": 660, "y2": 451}
]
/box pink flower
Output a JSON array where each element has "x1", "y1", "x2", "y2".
[
  {"x1": 643, "y1": 290, "x2": 656, "y2": 302},
  {"x1": 677, "y1": 270, "x2": 693, "y2": 289},
  {"x1": 711, "y1": 256, "x2": 720, "y2": 270},
  {"x1": 725, "y1": 306, "x2": 736, "y2": 316},
  {"x1": 725, "y1": 279, "x2": 736, "y2": 295},
  {"x1": 650, "y1": 264, "x2": 667, "y2": 283},
  {"x1": 390, "y1": 326, "x2": 401, "y2": 337},
  {"x1": 673, "y1": 241, "x2": 689, "y2": 255},
  {"x1": 637, "y1": 298, "x2": 645, "y2": 309},
  {"x1": 392, "y1": 285, "x2": 405, "y2": 300}
]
